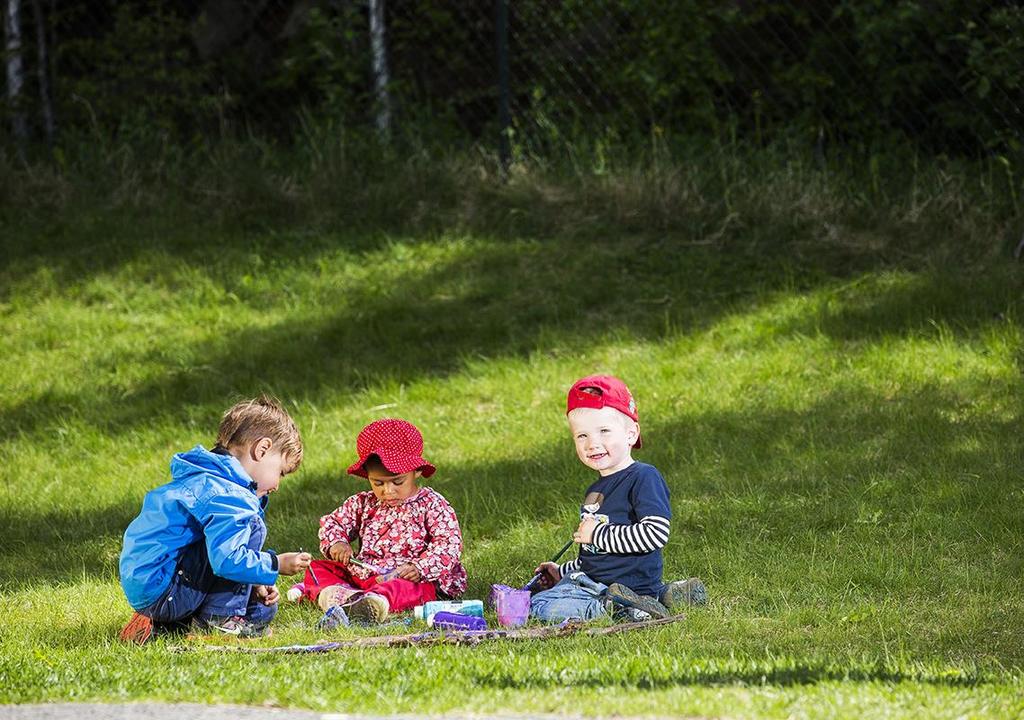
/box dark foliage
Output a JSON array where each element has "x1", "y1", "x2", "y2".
[{"x1": 1, "y1": 0, "x2": 1021, "y2": 155}]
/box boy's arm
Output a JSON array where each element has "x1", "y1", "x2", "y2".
[
  {"x1": 558, "y1": 557, "x2": 582, "y2": 577},
  {"x1": 197, "y1": 493, "x2": 278, "y2": 586},
  {"x1": 410, "y1": 494, "x2": 463, "y2": 581},
  {"x1": 589, "y1": 515, "x2": 670, "y2": 554},
  {"x1": 318, "y1": 493, "x2": 365, "y2": 556},
  {"x1": 589, "y1": 468, "x2": 672, "y2": 555}
]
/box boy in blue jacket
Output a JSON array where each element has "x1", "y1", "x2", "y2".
[{"x1": 118, "y1": 395, "x2": 311, "y2": 643}]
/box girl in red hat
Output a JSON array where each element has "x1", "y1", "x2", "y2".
[{"x1": 300, "y1": 418, "x2": 466, "y2": 625}]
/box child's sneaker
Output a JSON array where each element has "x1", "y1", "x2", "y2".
[
  {"x1": 604, "y1": 583, "x2": 670, "y2": 621},
  {"x1": 119, "y1": 611, "x2": 154, "y2": 644},
  {"x1": 197, "y1": 615, "x2": 271, "y2": 638},
  {"x1": 346, "y1": 592, "x2": 389, "y2": 624},
  {"x1": 660, "y1": 577, "x2": 708, "y2": 609},
  {"x1": 316, "y1": 605, "x2": 350, "y2": 631}
]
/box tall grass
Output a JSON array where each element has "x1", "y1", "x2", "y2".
[{"x1": 3, "y1": 125, "x2": 1018, "y2": 257}]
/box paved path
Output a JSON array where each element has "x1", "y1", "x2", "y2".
[
  {"x1": 1, "y1": 706, "x2": 327, "y2": 720},
  {"x1": 0, "y1": 706, "x2": 603, "y2": 720}
]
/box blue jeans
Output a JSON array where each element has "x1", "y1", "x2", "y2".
[
  {"x1": 530, "y1": 572, "x2": 609, "y2": 622},
  {"x1": 140, "y1": 516, "x2": 277, "y2": 629}
]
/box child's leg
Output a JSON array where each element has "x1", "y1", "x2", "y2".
[
  {"x1": 658, "y1": 577, "x2": 708, "y2": 609},
  {"x1": 243, "y1": 586, "x2": 279, "y2": 628},
  {"x1": 303, "y1": 560, "x2": 362, "y2": 608},
  {"x1": 530, "y1": 572, "x2": 608, "y2": 623},
  {"x1": 194, "y1": 517, "x2": 267, "y2": 624},
  {"x1": 324, "y1": 573, "x2": 435, "y2": 624},
  {"x1": 141, "y1": 539, "x2": 223, "y2": 626},
  {"x1": 370, "y1": 577, "x2": 438, "y2": 613},
  {"x1": 316, "y1": 583, "x2": 364, "y2": 612}
]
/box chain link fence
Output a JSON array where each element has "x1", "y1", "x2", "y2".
[{"x1": 2, "y1": 0, "x2": 1022, "y2": 161}]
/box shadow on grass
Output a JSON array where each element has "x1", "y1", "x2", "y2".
[
  {"x1": 3, "y1": 231, "x2": 1020, "y2": 446},
  {"x1": 0, "y1": 235, "x2": 772, "y2": 440},
  {"x1": 468, "y1": 662, "x2": 989, "y2": 689}
]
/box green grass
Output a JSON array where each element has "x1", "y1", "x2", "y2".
[{"x1": 1, "y1": 143, "x2": 1023, "y2": 718}]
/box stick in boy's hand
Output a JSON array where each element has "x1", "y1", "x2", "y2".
[
  {"x1": 526, "y1": 492, "x2": 606, "y2": 592},
  {"x1": 277, "y1": 551, "x2": 312, "y2": 575},
  {"x1": 300, "y1": 547, "x2": 321, "y2": 585},
  {"x1": 525, "y1": 538, "x2": 575, "y2": 592}
]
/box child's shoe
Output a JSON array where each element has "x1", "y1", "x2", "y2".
[
  {"x1": 197, "y1": 615, "x2": 271, "y2": 638},
  {"x1": 604, "y1": 583, "x2": 670, "y2": 621},
  {"x1": 317, "y1": 605, "x2": 350, "y2": 631},
  {"x1": 119, "y1": 611, "x2": 154, "y2": 644},
  {"x1": 346, "y1": 592, "x2": 389, "y2": 624},
  {"x1": 660, "y1": 577, "x2": 708, "y2": 609}
]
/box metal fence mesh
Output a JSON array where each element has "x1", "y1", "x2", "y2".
[{"x1": 2, "y1": 0, "x2": 1022, "y2": 160}]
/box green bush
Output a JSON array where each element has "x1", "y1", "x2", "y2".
[{"x1": 3, "y1": 1, "x2": 1021, "y2": 156}]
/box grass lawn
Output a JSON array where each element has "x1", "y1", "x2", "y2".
[{"x1": 1, "y1": 147, "x2": 1022, "y2": 718}]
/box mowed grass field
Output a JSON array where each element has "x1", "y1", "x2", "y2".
[{"x1": 1, "y1": 147, "x2": 1022, "y2": 718}]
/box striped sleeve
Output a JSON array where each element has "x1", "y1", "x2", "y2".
[
  {"x1": 590, "y1": 515, "x2": 670, "y2": 554},
  {"x1": 558, "y1": 557, "x2": 581, "y2": 577}
]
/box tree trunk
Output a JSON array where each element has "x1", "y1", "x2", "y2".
[
  {"x1": 368, "y1": 0, "x2": 391, "y2": 138},
  {"x1": 4, "y1": 0, "x2": 29, "y2": 149},
  {"x1": 30, "y1": 0, "x2": 53, "y2": 144}
]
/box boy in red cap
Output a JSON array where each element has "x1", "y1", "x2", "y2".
[
  {"x1": 301, "y1": 418, "x2": 466, "y2": 625},
  {"x1": 530, "y1": 375, "x2": 707, "y2": 622}
]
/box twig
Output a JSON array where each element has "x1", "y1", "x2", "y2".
[{"x1": 183, "y1": 614, "x2": 686, "y2": 654}]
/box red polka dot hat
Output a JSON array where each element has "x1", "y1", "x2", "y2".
[{"x1": 347, "y1": 418, "x2": 436, "y2": 478}]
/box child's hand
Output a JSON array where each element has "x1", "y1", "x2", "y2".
[
  {"x1": 328, "y1": 541, "x2": 353, "y2": 564},
  {"x1": 574, "y1": 516, "x2": 599, "y2": 545},
  {"x1": 277, "y1": 551, "x2": 312, "y2": 576},
  {"x1": 393, "y1": 563, "x2": 421, "y2": 582},
  {"x1": 533, "y1": 561, "x2": 561, "y2": 590},
  {"x1": 256, "y1": 584, "x2": 280, "y2": 605}
]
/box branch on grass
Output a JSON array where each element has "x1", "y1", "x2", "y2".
[{"x1": 185, "y1": 614, "x2": 687, "y2": 654}]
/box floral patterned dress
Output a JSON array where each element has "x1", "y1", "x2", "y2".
[{"x1": 318, "y1": 487, "x2": 467, "y2": 597}]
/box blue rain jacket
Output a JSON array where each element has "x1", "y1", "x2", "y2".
[{"x1": 119, "y1": 445, "x2": 278, "y2": 609}]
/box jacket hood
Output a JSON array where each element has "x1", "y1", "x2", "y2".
[{"x1": 171, "y1": 445, "x2": 255, "y2": 492}]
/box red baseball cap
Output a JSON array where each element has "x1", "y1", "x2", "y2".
[
  {"x1": 566, "y1": 375, "x2": 643, "y2": 448},
  {"x1": 347, "y1": 418, "x2": 436, "y2": 478}
]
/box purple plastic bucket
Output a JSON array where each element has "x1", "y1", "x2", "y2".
[{"x1": 495, "y1": 588, "x2": 531, "y2": 627}]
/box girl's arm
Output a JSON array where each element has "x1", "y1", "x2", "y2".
[
  {"x1": 411, "y1": 493, "x2": 463, "y2": 581},
  {"x1": 318, "y1": 493, "x2": 367, "y2": 556}
]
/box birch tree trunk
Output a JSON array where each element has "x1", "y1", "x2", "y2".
[
  {"x1": 31, "y1": 0, "x2": 54, "y2": 144},
  {"x1": 4, "y1": 0, "x2": 29, "y2": 148},
  {"x1": 368, "y1": 0, "x2": 391, "y2": 138}
]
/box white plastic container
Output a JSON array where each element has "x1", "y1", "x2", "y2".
[{"x1": 413, "y1": 599, "x2": 484, "y2": 621}]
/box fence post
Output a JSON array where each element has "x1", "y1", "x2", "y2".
[
  {"x1": 31, "y1": 0, "x2": 55, "y2": 145},
  {"x1": 4, "y1": 0, "x2": 29, "y2": 155},
  {"x1": 369, "y1": 0, "x2": 391, "y2": 140},
  {"x1": 496, "y1": 0, "x2": 511, "y2": 170}
]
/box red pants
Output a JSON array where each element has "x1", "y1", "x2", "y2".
[{"x1": 302, "y1": 560, "x2": 437, "y2": 613}]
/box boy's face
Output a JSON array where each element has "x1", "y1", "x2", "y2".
[
  {"x1": 236, "y1": 438, "x2": 290, "y2": 497},
  {"x1": 567, "y1": 406, "x2": 638, "y2": 476},
  {"x1": 367, "y1": 467, "x2": 420, "y2": 506}
]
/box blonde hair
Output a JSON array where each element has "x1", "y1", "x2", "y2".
[{"x1": 216, "y1": 394, "x2": 303, "y2": 473}]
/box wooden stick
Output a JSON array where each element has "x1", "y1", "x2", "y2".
[{"x1": 186, "y1": 614, "x2": 687, "y2": 654}]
